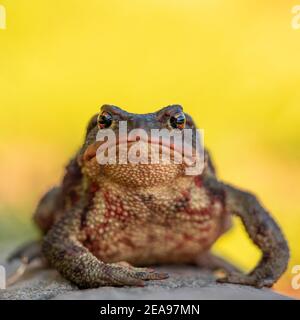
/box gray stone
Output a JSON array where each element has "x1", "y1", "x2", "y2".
[{"x1": 0, "y1": 247, "x2": 292, "y2": 300}]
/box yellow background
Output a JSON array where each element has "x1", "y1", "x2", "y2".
[{"x1": 0, "y1": 0, "x2": 299, "y2": 297}]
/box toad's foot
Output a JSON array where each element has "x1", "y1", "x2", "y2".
[
  {"x1": 217, "y1": 272, "x2": 275, "y2": 288},
  {"x1": 104, "y1": 262, "x2": 169, "y2": 287}
]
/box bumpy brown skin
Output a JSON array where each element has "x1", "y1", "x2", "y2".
[{"x1": 17, "y1": 104, "x2": 289, "y2": 288}]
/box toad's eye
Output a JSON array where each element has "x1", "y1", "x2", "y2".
[
  {"x1": 169, "y1": 112, "x2": 186, "y2": 130},
  {"x1": 97, "y1": 111, "x2": 113, "y2": 129}
]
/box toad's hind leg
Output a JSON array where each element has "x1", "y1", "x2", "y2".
[
  {"x1": 33, "y1": 187, "x2": 64, "y2": 234},
  {"x1": 6, "y1": 240, "x2": 46, "y2": 286},
  {"x1": 7, "y1": 186, "x2": 63, "y2": 285},
  {"x1": 7, "y1": 240, "x2": 43, "y2": 264}
]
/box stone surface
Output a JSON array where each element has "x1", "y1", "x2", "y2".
[{"x1": 0, "y1": 246, "x2": 291, "y2": 300}]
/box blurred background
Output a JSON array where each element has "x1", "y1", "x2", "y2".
[{"x1": 0, "y1": 0, "x2": 299, "y2": 298}]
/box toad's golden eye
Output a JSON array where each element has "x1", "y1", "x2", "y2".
[
  {"x1": 169, "y1": 112, "x2": 186, "y2": 130},
  {"x1": 97, "y1": 111, "x2": 113, "y2": 129}
]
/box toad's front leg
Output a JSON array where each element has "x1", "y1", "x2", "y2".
[
  {"x1": 204, "y1": 177, "x2": 289, "y2": 288},
  {"x1": 42, "y1": 203, "x2": 168, "y2": 289}
]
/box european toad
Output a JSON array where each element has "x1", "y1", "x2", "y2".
[{"x1": 9, "y1": 104, "x2": 289, "y2": 288}]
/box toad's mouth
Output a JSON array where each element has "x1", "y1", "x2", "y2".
[{"x1": 83, "y1": 136, "x2": 198, "y2": 166}]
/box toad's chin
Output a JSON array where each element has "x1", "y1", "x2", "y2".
[
  {"x1": 100, "y1": 162, "x2": 185, "y2": 187},
  {"x1": 82, "y1": 155, "x2": 186, "y2": 187}
]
